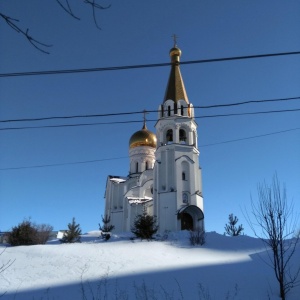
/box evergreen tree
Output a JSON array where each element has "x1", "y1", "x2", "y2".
[
  {"x1": 224, "y1": 213, "x2": 244, "y2": 236},
  {"x1": 131, "y1": 211, "x2": 158, "y2": 240},
  {"x1": 60, "y1": 217, "x2": 82, "y2": 243},
  {"x1": 8, "y1": 220, "x2": 38, "y2": 246},
  {"x1": 99, "y1": 215, "x2": 115, "y2": 240},
  {"x1": 99, "y1": 215, "x2": 115, "y2": 233}
]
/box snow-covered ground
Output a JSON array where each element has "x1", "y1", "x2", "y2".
[{"x1": 0, "y1": 231, "x2": 299, "y2": 300}]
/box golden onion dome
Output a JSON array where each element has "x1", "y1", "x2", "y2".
[
  {"x1": 129, "y1": 123, "x2": 157, "y2": 149},
  {"x1": 169, "y1": 46, "x2": 181, "y2": 63}
]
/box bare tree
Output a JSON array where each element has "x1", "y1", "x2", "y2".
[
  {"x1": 246, "y1": 174, "x2": 300, "y2": 300},
  {"x1": 36, "y1": 223, "x2": 54, "y2": 244},
  {"x1": 224, "y1": 213, "x2": 244, "y2": 236},
  {"x1": 0, "y1": 0, "x2": 111, "y2": 53}
]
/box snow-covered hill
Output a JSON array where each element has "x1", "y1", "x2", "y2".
[{"x1": 0, "y1": 231, "x2": 299, "y2": 300}]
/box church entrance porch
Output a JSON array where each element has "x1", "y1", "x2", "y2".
[
  {"x1": 181, "y1": 213, "x2": 193, "y2": 230},
  {"x1": 178, "y1": 205, "x2": 204, "y2": 231}
]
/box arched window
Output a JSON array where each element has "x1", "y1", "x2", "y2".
[
  {"x1": 166, "y1": 129, "x2": 173, "y2": 143},
  {"x1": 179, "y1": 129, "x2": 187, "y2": 144},
  {"x1": 136, "y1": 162, "x2": 138, "y2": 173},
  {"x1": 182, "y1": 172, "x2": 186, "y2": 180},
  {"x1": 168, "y1": 105, "x2": 171, "y2": 116}
]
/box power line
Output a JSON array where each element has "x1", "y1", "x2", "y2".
[
  {"x1": 0, "y1": 120, "x2": 142, "y2": 131},
  {"x1": 0, "y1": 157, "x2": 128, "y2": 171},
  {"x1": 194, "y1": 96, "x2": 300, "y2": 109},
  {"x1": 1, "y1": 127, "x2": 299, "y2": 171},
  {"x1": 1, "y1": 107, "x2": 299, "y2": 131},
  {"x1": 1, "y1": 51, "x2": 300, "y2": 78},
  {"x1": 0, "y1": 111, "x2": 150, "y2": 123},
  {"x1": 1, "y1": 96, "x2": 299, "y2": 124},
  {"x1": 199, "y1": 108, "x2": 300, "y2": 119},
  {"x1": 200, "y1": 127, "x2": 300, "y2": 147}
]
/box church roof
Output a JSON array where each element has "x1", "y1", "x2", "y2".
[{"x1": 163, "y1": 46, "x2": 189, "y2": 104}]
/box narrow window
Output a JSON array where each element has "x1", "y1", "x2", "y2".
[
  {"x1": 136, "y1": 162, "x2": 138, "y2": 173},
  {"x1": 181, "y1": 106, "x2": 184, "y2": 116},
  {"x1": 182, "y1": 172, "x2": 186, "y2": 180},
  {"x1": 193, "y1": 131, "x2": 197, "y2": 146},
  {"x1": 166, "y1": 129, "x2": 173, "y2": 143},
  {"x1": 145, "y1": 161, "x2": 149, "y2": 170},
  {"x1": 179, "y1": 129, "x2": 187, "y2": 144},
  {"x1": 168, "y1": 105, "x2": 171, "y2": 116}
]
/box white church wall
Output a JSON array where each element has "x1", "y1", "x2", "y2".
[
  {"x1": 157, "y1": 192, "x2": 177, "y2": 233},
  {"x1": 166, "y1": 149, "x2": 175, "y2": 192},
  {"x1": 111, "y1": 211, "x2": 123, "y2": 233}
]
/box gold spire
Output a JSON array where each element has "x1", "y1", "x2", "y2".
[{"x1": 163, "y1": 40, "x2": 189, "y2": 103}]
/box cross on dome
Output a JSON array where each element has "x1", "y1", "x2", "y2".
[
  {"x1": 143, "y1": 109, "x2": 149, "y2": 129},
  {"x1": 171, "y1": 34, "x2": 178, "y2": 47}
]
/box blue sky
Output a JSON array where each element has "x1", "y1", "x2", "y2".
[{"x1": 0, "y1": 0, "x2": 299, "y2": 234}]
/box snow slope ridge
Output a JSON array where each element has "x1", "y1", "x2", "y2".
[{"x1": 0, "y1": 231, "x2": 299, "y2": 300}]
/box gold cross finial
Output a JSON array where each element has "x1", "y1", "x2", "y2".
[
  {"x1": 143, "y1": 110, "x2": 148, "y2": 129},
  {"x1": 171, "y1": 34, "x2": 178, "y2": 47}
]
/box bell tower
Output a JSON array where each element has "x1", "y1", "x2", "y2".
[{"x1": 153, "y1": 43, "x2": 204, "y2": 233}]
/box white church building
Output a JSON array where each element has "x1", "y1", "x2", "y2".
[{"x1": 104, "y1": 44, "x2": 204, "y2": 234}]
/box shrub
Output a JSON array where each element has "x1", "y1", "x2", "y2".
[
  {"x1": 8, "y1": 220, "x2": 38, "y2": 246},
  {"x1": 8, "y1": 220, "x2": 54, "y2": 246},
  {"x1": 60, "y1": 217, "x2": 82, "y2": 243},
  {"x1": 36, "y1": 223, "x2": 54, "y2": 244},
  {"x1": 189, "y1": 227, "x2": 205, "y2": 246},
  {"x1": 131, "y1": 211, "x2": 158, "y2": 240}
]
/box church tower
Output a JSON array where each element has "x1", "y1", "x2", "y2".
[{"x1": 153, "y1": 44, "x2": 204, "y2": 233}]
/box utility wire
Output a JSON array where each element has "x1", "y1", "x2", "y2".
[
  {"x1": 200, "y1": 127, "x2": 300, "y2": 147},
  {"x1": 1, "y1": 96, "x2": 300, "y2": 124},
  {"x1": 1, "y1": 51, "x2": 300, "y2": 78},
  {"x1": 194, "y1": 96, "x2": 300, "y2": 109},
  {"x1": 1, "y1": 107, "x2": 300, "y2": 131},
  {"x1": 1, "y1": 127, "x2": 299, "y2": 171},
  {"x1": 0, "y1": 157, "x2": 128, "y2": 171}
]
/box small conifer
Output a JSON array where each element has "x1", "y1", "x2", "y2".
[
  {"x1": 60, "y1": 217, "x2": 82, "y2": 243},
  {"x1": 224, "y1": 214, "x2": 244, "y2": 236},
  {"x1": 99, "y1": 215, "x2": 115, "y2": 240},
  {"x1": 99, "y1": 215, "x2": 115, "y2": 233},
  {"x1": 131, "y1": 210, "x2": 158, "y2": 240}
]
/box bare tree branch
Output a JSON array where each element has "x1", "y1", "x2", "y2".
[
  {"x1": 1, "y1": 1, "x2": 111, "y2": 53},
  {"x1": 55, "y1": 0, "x2": 80, "y2": 20},
  {"x1": 84, "y1": 0, "x2": 111, "y2": 30},
  {"x1": 0, "y1": 13, "x2": 52, "y2": 54}
]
